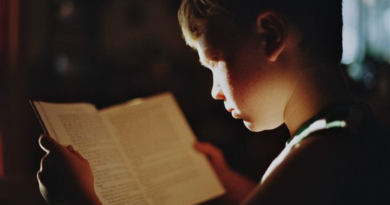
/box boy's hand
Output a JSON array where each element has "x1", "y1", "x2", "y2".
[
  {"x1": 195, "y1": 142, "x2": 231, "y2": 177},
  {"x1": 195, "y1": 142, "x2": 257, "y2": 205},
  {"x1": 37, "y1": 134, "x2": 102, "y2": 205}
]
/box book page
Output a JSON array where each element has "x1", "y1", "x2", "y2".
[
  {"x1": 35, "y1": 102, "x2": 150, "y2": 205},
  {"x1": 100, "y1": 93, "x2": 225, "y2": 205}
]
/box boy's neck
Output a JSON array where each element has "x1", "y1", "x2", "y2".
[{"x1": 283, "y1": 63, "x2": 356, "y2": 137}]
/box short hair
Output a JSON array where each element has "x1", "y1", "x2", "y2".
[{"x1": 178, "y1": 0, "x2": 343, "y2": 63}]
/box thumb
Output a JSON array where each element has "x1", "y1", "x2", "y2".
[{"x1": 39, "y1": 134, "x2": 64, "y2": 153}]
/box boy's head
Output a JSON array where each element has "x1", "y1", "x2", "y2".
[
  {"x1": 178, "y1": 0, "x2": 343, "y2": 64},
  {"x1": 178, "y1": 0, "x2": 344, "y2": 132}
]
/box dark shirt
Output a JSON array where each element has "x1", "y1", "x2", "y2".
[{"x1": 243, "y1": 103, "x2": 390, "y2": 205}]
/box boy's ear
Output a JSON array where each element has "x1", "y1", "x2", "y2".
[{"x1": 256, "y1": 12, "x2": 286, "y2": 62}]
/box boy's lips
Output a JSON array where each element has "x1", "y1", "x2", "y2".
[
  {"x1": 228, "y1": 109, "x2": 241, "y2": 119},
  {"x1": 226, "y1": 105, "x2": 241, "y2": 118}
]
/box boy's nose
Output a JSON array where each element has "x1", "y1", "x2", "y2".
[{"x1": 211, "y1": 83, "x2": 225, "y2": 100}]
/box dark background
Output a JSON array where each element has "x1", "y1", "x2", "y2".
[{"x1": 0, "y1": 0, "x2": 389, "y2": 204}]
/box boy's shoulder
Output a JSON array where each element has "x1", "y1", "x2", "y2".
[
  {"x1": 289, "y1": 121, "x2": 390, "y2": 204},
  {"x1": 290, "y1": 102, "x2": 390, "y2": 157},
  {"x1": 291, "y1": 104, "x2": 390, "y2": 175},
  {"x1": 250, "y1": 106, "x2": 390, "y2": 205}
]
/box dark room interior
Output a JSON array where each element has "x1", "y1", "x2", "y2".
[{"x1": 0, "y1": 0, "x2": 389, "y2": 204}]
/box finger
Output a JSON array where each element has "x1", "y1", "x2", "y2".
[
  {"x1": 37, "y1": 170, "x2": 47, "y2": 184},
  {"x1": 195, "y1": 142, "x2": 232, "y2": 175},
  {"x1": 38, "y1": 154, "x2": 55, "y2": 183},
  {"x1": 195, "y1": 142, "x2": 222, "y2": 156},
  {"x1": 37, "y1": 170, "x2": 42, "y2": 181},
  {"x1": 195, "y1": 142, "x2": 225, "y2": 163},
  {"x1": 39, "y1": 134, "x2": 64, "y2": 153},
  {"x1": 39, "y1": 154, "x2": 48, "y2": 172},
  {"x1": 39, "y1": 153, "x2": 58, "y2": 173},
  {"x1": 66, "y1": 145, "x2": 85, "y2": 160}
]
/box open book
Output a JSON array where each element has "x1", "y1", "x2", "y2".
[{"x1": 31, "y1": 93, "x2": 225, "y2": 205}]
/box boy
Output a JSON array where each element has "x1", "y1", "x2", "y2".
[{"x1": 38, "y1": 0, "x2": 390, "y2": 204}]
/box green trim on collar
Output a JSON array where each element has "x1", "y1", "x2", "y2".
[{"x1": 286, "y1": 120, "x2": 346, "y2": 146}]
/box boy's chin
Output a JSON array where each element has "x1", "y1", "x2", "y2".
[
  {"x1": 243, "y1": 121, "x2": 263, "y2": 132},
  {"x1": 244, "y1": 120, "x2": 282, "y2": 132}
]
